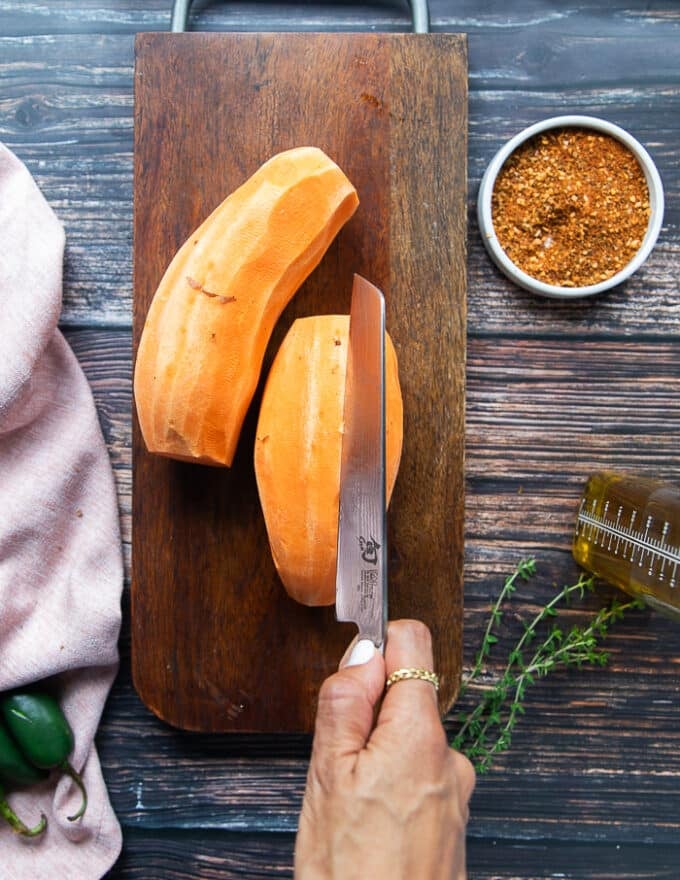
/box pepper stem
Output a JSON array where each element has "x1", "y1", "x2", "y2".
[
  {"x1": 0, "y1": 796, "x2": 47, "y2": 837},
  {"x1": 61, "y1": 761, "x2": 88, "y2": 821}
]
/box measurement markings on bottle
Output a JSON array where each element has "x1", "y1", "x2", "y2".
[{"x1": 577, "y1": 500, "x2": 679, "y2": 588}]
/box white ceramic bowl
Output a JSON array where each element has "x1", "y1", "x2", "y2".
[{"x1": 477, "y1": 115, "x2": 665, "y2": 299}]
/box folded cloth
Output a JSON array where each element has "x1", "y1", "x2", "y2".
[{"x1": 0, "y1": 143, "x2": 123, "y2": 877}]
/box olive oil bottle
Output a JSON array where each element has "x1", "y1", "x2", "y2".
[{"x1": 573, "y1": 472, "x2": 680, "y2": 620}]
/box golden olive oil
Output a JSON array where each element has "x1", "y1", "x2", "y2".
[{"x1": 573, "y1": 472, "x2": 680, "y2": 620}]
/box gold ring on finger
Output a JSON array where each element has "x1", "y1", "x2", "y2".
[{"x1": 385, "y1": 667, "x2": 440, "y2": 692}]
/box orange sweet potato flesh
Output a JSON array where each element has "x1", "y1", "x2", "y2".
[
  {"x1": 134, "y1": 147, "x2": 359, "y2": 466},
  {"x1": 254, "y1": 315, "x2": 403, "y2": 606}
]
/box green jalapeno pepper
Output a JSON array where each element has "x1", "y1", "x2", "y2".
[
  {"x1": 0, "y1": 721, "x2": 48, "y2": 836},
  {"x1": 0, "y1": 782, "x2": 47, "y2": 837},
  {"x1": 0, "y1": 692, "x2": 87, "y2": 822},
  {"x1": 0, "y1": 720, "x2": 48, "y2": 787}
]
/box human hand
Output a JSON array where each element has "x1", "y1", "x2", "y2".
[{"x1": 294, "y1": 620, "x2": 475, "y2": 880}]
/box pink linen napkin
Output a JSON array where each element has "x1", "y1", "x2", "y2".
[{"x1": 0, "y1": 143, "x2": 123, "y2": 877}]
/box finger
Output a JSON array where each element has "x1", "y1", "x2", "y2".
[
  {"x1": 380, "y1": 619, "x2": 440, "y2": 723},
  {"x1": 450, "y1": 749, "x2": 477, "y2": 807},
  {"x1": 311, "y1": 638, "x2": 386, "y2": 765}
]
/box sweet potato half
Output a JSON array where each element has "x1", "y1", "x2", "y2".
[
  {"x1": 254, "y1": 315, "x2": 403, "y2": 606},
  {"x1": 134, "y1": 147, "x2": 359, "y2": 466}
]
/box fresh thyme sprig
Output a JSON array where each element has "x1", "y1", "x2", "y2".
[
  {"x1": 467, "y1": 557, "x2": 537, "y2": 683},
  {"x1": 452, "y1": 558, "x2": 644, "y2": 772}
]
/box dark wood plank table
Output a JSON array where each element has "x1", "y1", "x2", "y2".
[{"x1": 1, "y1": 2, "x2": 678, "y2": 877}]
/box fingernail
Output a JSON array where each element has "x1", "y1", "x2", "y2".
[{"x1": 344, "y1": 639, "x2": 376, "y2": 667}]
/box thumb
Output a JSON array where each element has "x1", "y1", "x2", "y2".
[{"x1": 311, "y1": 639, "x2": 386, "y2": 763}]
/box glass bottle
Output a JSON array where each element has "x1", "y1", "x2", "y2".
[{"x1": 573, "y1": 471, "x2": 680, "y2": 620}]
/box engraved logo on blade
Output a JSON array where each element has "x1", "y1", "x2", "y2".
[
  {"x1": 359, "y1": 535, "x2": 380, "y2": 565},
  {"x1": 358, "y1": 568, "x2": 379, "y2": 613}
]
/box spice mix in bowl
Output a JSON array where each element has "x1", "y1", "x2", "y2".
[{"x1": 478, "y1": 115, "x2": 664, "y2": 298}]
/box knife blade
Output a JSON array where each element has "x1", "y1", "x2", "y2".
[{"x1": 335, "y1": 274, "x2": 387, "y2": 650}]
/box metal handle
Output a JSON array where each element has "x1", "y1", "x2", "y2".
[{"x1": 171, "y1": 0, "x2": 430, "y2": 34}]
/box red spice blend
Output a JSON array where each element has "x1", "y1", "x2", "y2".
[{"x1": 491, "y1": 128, "x2": 650, "y2": 287}]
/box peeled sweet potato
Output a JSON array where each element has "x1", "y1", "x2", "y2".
[
  {"x1": 134, "y1": 147, "x2": 358, "y2": 466},
  {"x1": 254, "y1": 315, "x2": 403, "y2": 606}
]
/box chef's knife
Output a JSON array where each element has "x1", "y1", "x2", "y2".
[{"x1": 335, "y1": 274, "x2": 387, "y2": 650}]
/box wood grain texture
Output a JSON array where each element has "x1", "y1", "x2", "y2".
[
  {"x1": 67, "y1": 327, "x2": 679, "y2": 575},
  {"x1": 1, "y1": 12, "x2": 677, "y2": 334},
  {"x1": 76, "y1": 327, "x2": 679, "y2": 842},
  {"x1": 102, "y1": 831, "x2": 680, "y2": 880},
  {"x1": 131, "y1": 32, "x2": 467, "y2": 731},
  {"x1": 3, "y1": 2, "x2": 680, "y2": 877}
]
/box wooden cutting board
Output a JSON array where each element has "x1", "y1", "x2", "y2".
[{"x1": 132, "y1": 31, "x2": 467, "y2": 732}]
